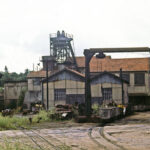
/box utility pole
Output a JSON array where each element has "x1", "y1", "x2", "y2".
[
  {"x1": 120, "y1": 68, "x2": 124, "y2": 105},
  {"x1": 46, "y1": 61, "x2": 49, "y2": 110}
]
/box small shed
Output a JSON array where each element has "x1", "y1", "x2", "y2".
[
  {"x1": 42, "y1": 68, "x2": 85, "y2": 108},
  {"x1": 91, "y1": 71, "x2": 128, "y2": 105}
]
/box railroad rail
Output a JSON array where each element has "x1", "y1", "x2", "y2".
[
  {"x1": 20, "y1": 127, "x2": 61, "y2": 150},
  {"x1": 88, "y1": 127, "x2": 127, "y2": 150}
]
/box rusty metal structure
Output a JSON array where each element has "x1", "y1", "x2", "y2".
[
  {"x1": 90, "y1": 47, "x2": 150, "y2": 52},
  {"x1": 84, "y1": 47, "x2": 150, "y2": 116},
  {"x1": 49, "y1": 30, "x2": 78, "y2": 70},
  {"x1": 84, "y1": 49, "x2": 106, "y2": 116}
]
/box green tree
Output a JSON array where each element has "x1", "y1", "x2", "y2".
[
  {"x1": 0, "y1": 68, "x2": 30, "y2": 87},
  {"x1": 24, "y1": 69, "x2": 29, "y2": 76}
]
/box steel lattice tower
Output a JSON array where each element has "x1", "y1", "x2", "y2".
[{"x1": 50, "y1": 30, "x2": 78, "y2": 70}]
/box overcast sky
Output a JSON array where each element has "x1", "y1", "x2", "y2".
[{"x1": 0, "y1": 0, "x2": 150, "y2": 73}]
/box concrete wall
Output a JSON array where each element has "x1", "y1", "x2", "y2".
[
  {"x1": 123, "y1": 83, "x2": 129, "y2": 104},
  {"x1": 28, "y1": 78, "x2": 41, "y2": 91},
  {"x1": 93, "y1": 71, "x2": 150, "y2": 96},
  {"x1": 43, "y1": 80, "x2": 85, "y2": 108},
  {"x1": 4, "y1": 82, "x2": 27, "y2": 107},
  {"x1": 115, "y1": 72, "x2": 149, "y2": 95},
  {"x1": 23, "y1": 78, "x2": 43, "y2": 109},
  {"x1": 111, "y1": 71, "x2": 150, "y2": 105},
  {"x1": 91, "y1": 83, "x2": 128, "y2": 105},
  {"x1": 24, "y1": 91, "x2": 42, "y2": 109},
  {"x1": 128, "y1": 72, "x2": 149, "y2": 95},
  {"x1": 91, "y1": 73, "x2": 128, "y2": 105}
]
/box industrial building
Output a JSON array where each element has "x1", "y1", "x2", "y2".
[
  {"x1": 24, "y1": 31, "x2": 150, "y2": 110},
  {"x1": 2, "y1": 30, "x2": 149, "y2": 111},
  {"x1": 42, "y1": 68, "x2": 128, "y2": 109},
  {"x1": 75, "y1": 56, "x2": 150, "y2": 105}
]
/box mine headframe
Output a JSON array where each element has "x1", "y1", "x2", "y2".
[{"x1": 50, "y1": 30, "x2": 78, "y2": 70}]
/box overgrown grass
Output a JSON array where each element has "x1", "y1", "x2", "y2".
[
  {"x1": 0, "y1": 115, "x2": 29, "y2": 130},
  {"x1": 0, "y1": 140, "x2": 34, "y2": 150},
  {"x1": 32, "y1": 110, "x2": 51, "y2": 123},
  {"x1": 58, "y1": 144, "x2": 72, "y2": 150},
  {"x1": 0, "y1": 108, "x2": 74, "y2": 130},
  {"x1": 0, "y1": 139, "x2": 72, "y2": 150},
  {"x1": 0, "y1": 110, "x2": 53, "y2": 130}
]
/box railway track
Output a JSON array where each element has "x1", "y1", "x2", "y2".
[
  {"x1": 34, "y1": 128, "x2": 63, "y2": 144},
  {"x1": 88, "y1": 127, "x2": 127, "y2": 150},
  {"x1": 9, "y1": 125, "x2": 128, "y2": 150},
  {"x1": 21, "y1": 128, "x2": 61, "y2": 150}
]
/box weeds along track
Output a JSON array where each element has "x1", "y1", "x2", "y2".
[
  {"x1": 21, "y1": 128, "x2": 61, "y2": 150},
  {"x1": 0, "y1": 137, "x2": 37, "y2": 149},
  {"x1": 88, "y1": 127, "x2": 126, "y2": 150}
]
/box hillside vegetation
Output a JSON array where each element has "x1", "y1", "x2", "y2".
[{"x1": 0, "y1": 66, "x2": 29, "y2": 87}]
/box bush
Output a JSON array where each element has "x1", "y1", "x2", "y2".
[
  {"x1": 92, "y1": 104, "x2": 99, "y2": 115},
  {"x1": 32, "y1": 110, "x2": 50, "y2": 123}
]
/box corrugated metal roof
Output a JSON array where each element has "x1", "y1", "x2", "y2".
[{"x1": 42, "y1": 67, "x2": 85, "y2": 82}]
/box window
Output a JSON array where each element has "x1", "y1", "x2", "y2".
[
  {"x1": 102, "y1": 88, "x2": 112, "y2": 100},
  {"x1": 54, "y1": 89, "x2": 66, "y2": 101},
  {"x1": 134, "y1": 72, "x2": 145, "y2": 85},
  {"x1": 33, "y1": 79, "x2": 40, "y2": 86},
  {"x1": 122, "y1": 73, "x2": 130, "y2": 83},
  {"x1": 66, "y1": 94, "x2": 85, "y2": 104}
]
